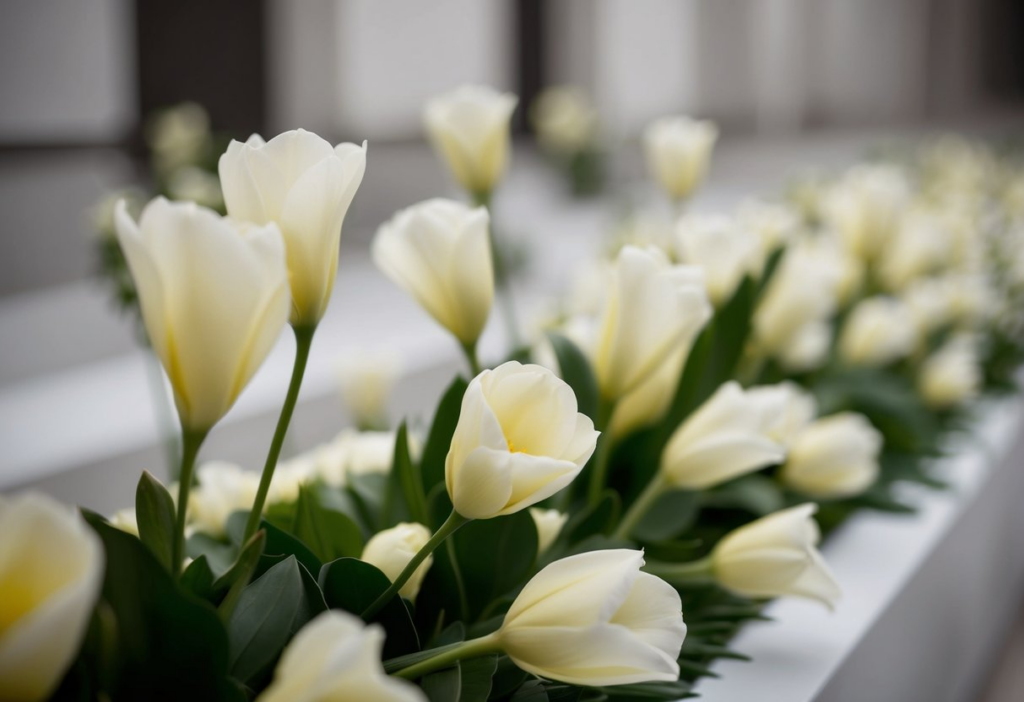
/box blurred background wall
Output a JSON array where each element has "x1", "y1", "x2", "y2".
[{"x1": 0, "y1": 0, "x2": 1021, "y2": 295}]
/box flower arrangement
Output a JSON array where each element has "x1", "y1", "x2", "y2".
[{"x1": 3, "y1": 86, "x2": 1024, "y2": 702}]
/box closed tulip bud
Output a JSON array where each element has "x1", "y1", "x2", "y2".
[
  {"x1": 593, "y1": 246, "x2": 711, "y2": 401},
  {"x1": 446, "y1": 362, "x2": 599, "y2": 520},
  {"x1": 259, "y1": 611, "x2": 425, "y2": 702},
  {"x1": 608, "y1": 343, "x2": 686, "y2": 439},
  {"x1": 529, "y1": 508, "x2": 569, "y2": 552},
  {"x1": 373, "y1": 199, "x2": 493, "y2": 347},
  {"x1": 839, "y1": 296, "x2": 917, "y2": 367},
  {"x1": 496, "y1": 549, "x2": 685, "y2": 686},
  {"x1": 361, "y1": 523, "x2": 433, "y2": 601},
  {"x1": 188, "y1": 462, "x2": 259, "y2": 537},
  {"x1": 919, "y1": 336, "x2": 982, "y2": 409},
  {"x1": 674, "y1": 213, "x2": 763, "y2": 306},
  {"x1": 747, "y1": 382, "x2": 817, "y2": 447},
  {"x1": 661, "y1": 381, "x2": 787, "y2": 490},
  {"x1": 643, "y1": 116, "x2": 718, "y2": 202},
  {"x1": 219, "y1": 129, "x2": 367, "y2": 326},
  {"x1": 424, "y1": 85, "x2": 517, "y2": 198},
  {"x1": 822, "y1": 164, "x2": 909, "y2": 262},
  {"x1": 781, "y1": 413, "x2": 882, "y2": 498},
  {"x1": 530, "y1": 86, "x2": 599, "y2": 154},
  {"x1": 0, "y1": 493, "x2": 104, "y2": 701},
  {"x1": 712, "y1": 503, "x2": 841, "y2": 607},
  {"x1": 115, "y1": 198, "x2": 290, "y2": 431}
]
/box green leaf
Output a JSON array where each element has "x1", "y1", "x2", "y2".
[
  {"x1": 421, "y1": 376, "x2": 469, "y2": 494},
  {"x1": 346, "y1": 472, "x2": 388, "y2": 533},
  {"x1": 452, "y1": 512, "x2": 538, "y2": 620},
  {"x1": 599, "y1": 679, "x2": 695, "y2": 700},
  {"x1": 318, "y1": 557, "x2": 420, "y2": 658},
  {"x1": 179, "y1": 555, "x2": 216, "y2": 601},
  {"x1": 562, "y1": 490, "x2": 620, "y2": 545},
  {"x1": 703, "y1": 474, "x2": 784, "y2": 516},
  {"x1": 423, "y1": 664, "x2": 462, "y2": 701},
  {"x1": 292, "y1": 484, "x2": 364, "y2": 562},
  {"x1": 632, "y1": 489, "x2": 698, "y2": 542},
  {"x1": 258, "y1": 519, "x2": 322, "y2": 579},
  {"x1": 413, "y1": 538, "x2": 468, "y2": 643},
  {"x1": 81, "y1": 512, "x2": 241, "y2": 700},
  {"x1": 546, "y1": 332, "x2": 599, "y2": 420},
  {"x1": 226, "y1": 555, "x2": 325, "y2": 686},
  {"x1": 135, "y1": 471, "x2": 176, "y2": 571},
  {"x1": 392, "y1": 422, "x2": 429, "y2": 525},
  {"x1": 459, "y1": 655, "x2": 498, "y2": 702},
  {"x1": 216, "y1": 530, "x2": 267, "y2": 620}
]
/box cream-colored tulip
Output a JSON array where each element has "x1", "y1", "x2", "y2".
[
  {"x1": 315, "y1": 429, "x2": 400, "y2": 487},
  {"x1": 593, "y1": 246, "x2": 711, "y2": 401},
  {"x1": 877, "y1": 211, "x2": 952, "y2": 291},
  {"x1": 529, "y1": 508, "x2": 569, "y2": 553},
  {"x1": 530, "y1": 86, "x2": 599, "y2": 154},
  {"x1": 496, "y1": 549, "x2": 685, "y2": 686},
  {"x1": 0, "y1": 493, "x2": 103, "y2": 702},
  {"x1": 643, "y1": 116, "x2": 718, "y2": 202},
  {"x1": 446, "y1": 362, "x2": 599, "y2": 520},
  {"x1": 747, "y1": 382, "x2": 817, "y2": 447},
  {"x1": 902, "y1": 276, "x2": 957, "y2": 337},
  {"x1": 839, "y1": 296, "x2": 917, "y2": 367},
  {"x1": 822, "y1": 164, "x2": 909, "y2": 262},
  {"x1": 781, "y1": 413, "x2": 882, "y2": 498},
  {"x1": 660, "y1": 382, "x2": 787, "y2": 490},
  {"x1": 188, "y1": 462, "x2": 259, "y2": 537},
  {"x1": 919, "y1": 335, "x2": 981, "y2": 409},
  {"x1": 609, "y1": 343, "x2": 686, "y2": 439},
  {"x1": 109, "y1": 508, "x2": 139, "y2": 537},
  {"x1": 373, "y1": 199, "x2": 493, "y2": 346},
  {"x1": 259, "y1": 611, "x2": 424, "y2": 702},
  {"x1": 711, "y1": 503, "x2": 840, "y2": 607},
  {"x1": 778, "y1": 321, "x2": 834, "y2": 373},
  {"x1": 674, "y1": 213, "x2": 762, "y2": 306},
  {"x1": 336, "y1": 351, "x2": 400, "y2": 429},
  {"x1": 424, "y1": 85, "x2": 517, "y2": 198},
  {"x1": 737, "y1": 200, "x2": 800, "y2": 260},
  {"x1": 115, "y1": 198, "x2": 290, "y2": 431},
  {"x1": 219, "y1": 129, "x2": 367, "y2": 326},
  {"x1": 361, "y1": 523, "x2": 433, "y2": 601}
]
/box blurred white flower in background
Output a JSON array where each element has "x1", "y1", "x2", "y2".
[
  {"x1": 336, "y1": 350, "x2": 401, "y2": 430},
  {"x1": 674, "y1": 213, "x2": 763, "y2": 306}
]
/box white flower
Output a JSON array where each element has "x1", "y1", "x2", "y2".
[
  {"x1": 0, "y1": 493, "x2": 104, "y2": 701},
  {"x1": 877, "y1": 210, "x2": 952, "y2": 291},
  {"x1": 609, "y1": 343, "x2": 687, "y2": 439},
  {"x1": 782, "y1": 413, "x2": 882, "y2": 498},
  {"x1": 919, "y1": 335, "x2": 982, "y2": 409},
  {"x1": 109, "y1": 508, "x2": 139, "y2": 537},
  {"x1": 219, "y1": 129, "x2": 367, "y2": 326},
  {"x1": 115, "y1": 198, "x2": 290, "y2": 430},
  {"x1": 712, "y1": 503, "x2": 840, "y2": 607},
  {"x1": 661, "y1": 382, "x2": 787, "y2": 490},
  {"x1": 643, "y1": 116, "x2": 718, "y2": 202},
  {"x1": 165, "y1": 166, "x2": 224, "y2": 211},
  {"x1": 674, "y1": 213, "x2": 762, "y2": 306},
  {"x1": 529, "y1": 508, "x2": 569, "y2": 553},
  {"x1": 336, "y1": 351, "x2": 400, "y2": 428},
  {"x1": 497, "y1": 549, "x2": 685, "y2": 686},
  {"x1": 188, "y1": 462, "x2": 259, "y2": 537},
  {"x1": 258, "y1": 611, "x2": 424, "y2": 702},
  {"x1": 361, "y1": 523, "x2": 433, "y2": 600},
  {"x1": 424, "y1": 85, "x2": 517, "y2": 197},
  {"x1": 315, "y1": 429, "x2": 399, "y2": 488},
  {"x1": 746, "y1": 382, "x2": 817, "y2": 447},
  {"x1": 530, "y1": 86, "x2": 599, "y2": 153},
  {"x1": 839, "y1": 296, "x2": 917, "y2": 367},
  {"x1": 373, "y1": 199, "x2": 493, "y2": 346},
  {"x1": 446, "y1": 362, "x2": 599, "y2": 520},
  {"x1": 822, "y1": 164, "x2": 910, "y2": 262},
  {"x1": 737, "y1": 200, "x2": 800, "y2": 259}
]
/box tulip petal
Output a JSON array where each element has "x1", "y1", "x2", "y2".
[{"x1": 450, "y1": 446, "x2": 514, "y2": 520}]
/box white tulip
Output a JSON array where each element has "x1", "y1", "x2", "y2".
[
  {"x1": 109, "y1": 508, "x2": 139, "y2": 537},
  {"x1": 782, "y1": 413, "x2": 882, "y2": 498},
  {"x1": 219, "y1": 129, "x2": 367, "y2": 326},
  {"x1": 822, "y1": 164, "x2": 909, "y2": 262},
  {"x1": 712, "y1": 503, "x2": 841, "y2": 607},
  {"x1": 361, "y1": 523, "x2": 433, "y2": 600},
  {"x1": 660, "y1": 382, "x2": 787, "y2": 490},
  {"x1": 446, "y1": 362, "x2": 599, "y2": 520},
  {"x1": 336, "y1": 351, "x2": 400, "y2": 429},
  {"x1": 315, "y1": 429, "x2": 399, "y2": 488},
  {"x1": 530, "y1": 86, "x2": 599, "y2": 154},
  {"x1": 259, "y1": 611, "x2": 424, "y2": 702},
  {"x1": 373, "y1": 199, "x2": 493, "y2": 346},
  {"x1": 839, "y1": 296, "x2": 917, "y2": 367},
  {"x1": 424, "y1": 85, "x2": 517, "y2": 198},
  {"x1": 643, "y1": 116, "x2": 718, "y2": 202},
  {"x1": 877, "y1": 210, "x2": 952, "y2": 291},
  {"x1": 737, "y1": 200, "x2": 800, "y2": 259},
  {"x1": 674, "y1": 213, "x2": 762, "y2": 306},
  {"x1": 0, "y1": 493, "x2": 103, "y2": 702},
  {"x1": 747, "y1": 382, "x2": 817, "y2": 447},
  {"x1": 778, "y1": 321, "x2": 834, "y2": 373},
  {"x1": 529, "y1": 508, "x2": 569, "y2": 553},
  {"x1": 188, "y1": 462, "x2": 259, "y2": 537},
  {"x1": 608, "y1": 343, "x2": 686, "y2": 439},
  {"x1": 115, "y1": 198, "x2": 290, "y2": 431},
  {"x1": 267, "y1": 458, "x2": 315, "y2": 506},
  {"x1": 919, "y1": 335, "x2": 982, "y2": 409},
  {"x1": 902, "y1": 277, "x2": 957, "y2": 337},
  {"x1": 592, "y1": 246, "x2": 711, "y2": 401},
  {"x1": 497, "y1": 549, "x2": 685, "y2": 686}
]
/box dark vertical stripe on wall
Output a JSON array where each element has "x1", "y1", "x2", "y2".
[
  {"x1": 514, "y1": 0, "x2": 546, "y2": 133},
  {"x1": 134, "y1": 0, "x2": 267, "y2": 142}
]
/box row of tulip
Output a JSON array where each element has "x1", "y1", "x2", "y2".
[{"x1": 3, "y1": 85, "x2": 1024, "y2": 702}]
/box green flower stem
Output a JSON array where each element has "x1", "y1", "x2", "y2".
[
  {"x1": 585, "y1": 398, "x2": 619, "y2": 508},
  {"x1": 613, "y1": 472, "x2": 668, "y2": 541},
  {"x1": 643, "y1": 555, "x2": 715, "y2": 585},
  {"x1": 362, "y1": 510, "x2": 470, "y2": 620},
  {"x1": 460, "y1": 340, "x2": 482, "y2": 376},
  {"x1": 173, "y1": 426, "x2": 209, "y2": 577},
  {"x1": 243, "y1": 324, "x2": 316, "y2": 544},
  {"x1": 393, "y1": 633, "x2": 501, "y2": 680}
]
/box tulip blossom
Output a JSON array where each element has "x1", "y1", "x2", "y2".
[
  {"x1": 781, "y1": 413, "x2": 882, "y2": 498},
  {"x1": 424, "y1": 85, "x2": 517, "y2": 199},
  {"x1": 822, "y1": 164, "x2": 909, "y2": 263},
  {"x1": 115, "y1": 198, "x2": 290, "y2": 431},
  {"x1": 259, "y1": 612, "x2": 424, "y2": 702},
  {"x1": 529, "y1": 508, "x2": 569, "y2": 552},
  {"x1": 361, "y1": 523, "x2": 433, "y2": 600},
  {"x1": 187, "y1": 462, "x2": 260, "y2": 537},
  {"x1": 373, "y1": 199, "x2": 494, "y2": 348},
  {"x1": 643, "y1": 116, "x2": 718, "y2": 203},
  {"x1": 219, "y1": 129, "x2": 367, "y2": 326},
  {"x1": 0, "y1": 493, "x2": 104, "y2": 702},
  {"x1": 674, "y1": 213, "x2": 763, "y2": 306},
  {"x1": 711, "y1": 504, "x2": 841, "y2": 607},
  {"x1": 918, "y1": 335, "x2": 982, "y2": 409},
  {"x1": 839, "y1": 296, "x2": 917, "y2": 367}
]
